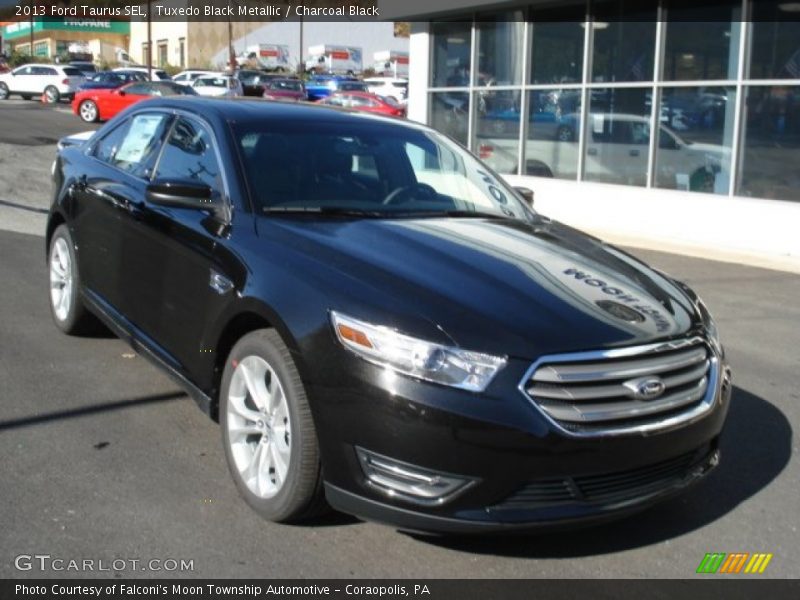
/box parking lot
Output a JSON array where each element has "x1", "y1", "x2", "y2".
[{"x1": 0, "y1": 104, "x2": 798, "y2": 579}]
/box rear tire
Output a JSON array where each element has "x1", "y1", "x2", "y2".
[
  {"x1": 44, "y1": 86, "x2": 60, "y2": 104},
  {"x1": 48, "y1": 224, "x2": 97, "y2": 335},
  {"x1": 220, "y1": 329, "x2": 326, "y2": 522}
]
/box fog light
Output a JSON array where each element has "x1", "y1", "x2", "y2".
[{"x1": 356, "y1": 448, "x2": 475, "y2": 506}]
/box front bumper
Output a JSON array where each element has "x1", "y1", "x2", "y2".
[
  {"x1": 326, "y1": 443, "x2": 719, "y2": 534},
  {"x1": 309, "y1": 342, "x2": 732, "y2": 534}
]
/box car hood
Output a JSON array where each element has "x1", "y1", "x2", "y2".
[{"x1": 259, "y1": 216, "x2": 701, "y2": 359}]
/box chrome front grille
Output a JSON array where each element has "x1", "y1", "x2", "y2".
[{"x1": 521, "y1": 337, "x2": 718, "y2": 436}]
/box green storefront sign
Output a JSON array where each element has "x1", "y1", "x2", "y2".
[{"x1": 2, "y1": 18, "x2": 129, "y2": 40}]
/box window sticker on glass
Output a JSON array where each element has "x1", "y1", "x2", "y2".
[
  {"x1": 115, "y1": 115, "x2": 166, "y2": 165},
  {"x1": 593, "y1": 114, "x2": 605, "y2": 134}
]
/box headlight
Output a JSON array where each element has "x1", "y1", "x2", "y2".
[{"x1": 330, "y1": 311, "x2": 507, "y2": 392}]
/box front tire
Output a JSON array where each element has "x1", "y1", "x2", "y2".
[
  {"x1": 220, "y1": 329, "x2": 325, "y2": 522},
  {"x1": 0, "y1": 82, "x2": 9, "y2": 100},
  {"x1": 79, "y1": 100, "x2": 99, "y2": 123},
  {"x1": 48, "y1": 224, "x2": 96, "y2": 335}
]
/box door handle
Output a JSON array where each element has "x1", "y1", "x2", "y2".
[
  {"x1": 587, "y1": 148, "x2": 598, "y2": 156},
  {"x1": 629, "y1": 149, "x2": 640, "y2": 157}
]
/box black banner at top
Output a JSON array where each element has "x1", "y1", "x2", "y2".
[{"x1": 2, "y1": 0, "x2": 800, "y2": 23}]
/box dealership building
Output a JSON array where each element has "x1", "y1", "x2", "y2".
[
  {"x1": 391, "y1": 0, "x2": 800, "y2": 270},
  {"x1": 0, "y1": 18, "x2": 129, "y2": 63}
]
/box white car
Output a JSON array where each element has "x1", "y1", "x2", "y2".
[
  {"x1": 172, "y1": 70, "x2": 219, "y2": 86},
  {"x1": 364, "y1": 77, "x2": 408, "y2": 104},
  {"x1": 0, "y1": 63, "x2": 85, "y2": 103},
  {"x1": 192, "y1": 75, "x2": 243, "y2": 98},
  {"x1": 113, "y1": 66, "x2": 171, "y2": 82}
]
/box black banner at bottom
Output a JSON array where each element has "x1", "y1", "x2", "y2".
[{"x1": 2, "y1": 580, "x2": 800, "y2": 600}]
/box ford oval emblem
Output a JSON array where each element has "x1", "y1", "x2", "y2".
[
  {"x1": 596, "y1": 300, "x2": 646, "y2": 323},
  {"x1": 623, "y1": 376, "x2": 667, "y2": 401}
]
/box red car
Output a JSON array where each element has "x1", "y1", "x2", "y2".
[
  {"x1": 72, "y1": 81, "x2": 197, "y2": 123},
  {"x1": 317, "y1": 91, "x2": 406, "y2": 117}
]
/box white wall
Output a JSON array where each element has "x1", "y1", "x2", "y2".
[
  {"x1": 211, "y1": 21, "x2": 408, "y2": 71},
  {"x1": 129, "y1": 21, "x2": 187, "y2": 66}
]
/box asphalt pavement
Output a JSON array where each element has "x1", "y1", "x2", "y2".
[{"x1": 0, "y1": 101, "x2": 798, "y2": 579}]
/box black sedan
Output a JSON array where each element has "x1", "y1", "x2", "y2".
[
  {"x1": 78, "y1": 70, "x2": 148, "y2": 91},
  {"x1": 47, "y1": 98, "x2": 731, "y2": 533}
]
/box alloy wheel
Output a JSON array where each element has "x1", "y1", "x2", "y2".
[
  {"x1": 49, "y1": 237, "x2": 73, "y2": 322},
  {"x1": 80, "y1": 101, "x2": 97, "y2": 122},
  {"x1": 226, "y1": 355, "x2": 292, "y2": 499}
]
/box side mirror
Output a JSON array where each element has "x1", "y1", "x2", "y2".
[
  {"x1": 116, "y1": 89, "x2": 125, "y2": 96},
  {"x1": 146, "y1": 180, "x2": 214, "y2": 209},
  {"x1": 514, "y1": 186, "x2": 534, "y2": 207}
]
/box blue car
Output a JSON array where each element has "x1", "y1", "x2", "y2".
[
  {"x1": 305, "y1": 75, "x2": 366, "y2": 101},
  {"x1": 77, "y1": 70, "x2": 147, "y2": 92}
]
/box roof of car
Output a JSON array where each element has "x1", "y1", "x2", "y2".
[{"x1": 137, "y1": 96, "x2": 420, "y2": 128}]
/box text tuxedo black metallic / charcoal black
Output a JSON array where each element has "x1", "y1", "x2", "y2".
[{"x1": 47, "y1": 98, "x2": 731, "y2": 533}]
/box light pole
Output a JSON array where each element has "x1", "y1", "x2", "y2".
[
  {"x1": 228, "y1": 0, "x2": 235, "y2": 71},
  {"x1": 147, "y1": 0, "x2": 152, "y2": 80}
]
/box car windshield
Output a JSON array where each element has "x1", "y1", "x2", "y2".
[
  {"x1": 196, "y1": 77, "x2": 227, "y2": 87},
  {"x1": 236, "y1": 120, "x2": 532, "y2": 221},
  {"x1": 63, "y1": 67, "x2": 83, "y2": 76}
]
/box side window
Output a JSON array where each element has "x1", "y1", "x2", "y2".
[
  {"x1": 154, "y1": 117, "x2": 223, "y2": 199},
  {"x1": 93, "y1": 122, "x2": 129, "y2": 164},
  {"x1": 124, "y1": 83, "x2": 150, "y2": 95},
  {"x1": 92, "y1": 113, "x2": 171, "y2": 178},
  {"x1": 13, "y1": 66, "x2": 32, "y2": 76}
]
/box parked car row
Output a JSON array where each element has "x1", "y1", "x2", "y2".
[{"x1": 0, "y1": 61, "x2": 408, "y2": 122}]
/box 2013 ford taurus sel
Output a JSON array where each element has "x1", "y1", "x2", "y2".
[{"x1": 47, "y1": 98, "x2": 732, "y2": 533}]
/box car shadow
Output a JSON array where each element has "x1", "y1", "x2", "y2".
[{"x1": 406, "y1": 386, "x2": 792, "y2": 557}]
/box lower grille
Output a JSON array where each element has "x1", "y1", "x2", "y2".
[
  {"x1": 521, "y1": 337, "x2": 718, "y2": 436},
  {"x1": 493, "y1": 446, "x2": 715, "y2": 510}
]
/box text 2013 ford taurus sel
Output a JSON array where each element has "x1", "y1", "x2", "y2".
[{"x1": 47, "y1": 98, "x2": 732, "y2": 533}]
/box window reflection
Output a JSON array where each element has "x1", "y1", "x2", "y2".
[
  {"x1": 525, "y1": 89, "x2": 582, "y2": 179},
  {"x1": 655, "y1": 87, "x2": 736, "y2": 194},
  {"x1": 663, "y1": 0, "x2": 740, "y2": 81},
  {"x1": 739, "y1": 86, "x2": 800, "y2": 201},
  {"x1": 592, "y1": 0, "x2": 657, "y2": 83},
  {"x1": 431, "y1": 22, "x2": 472, "y2": 88},
  {"x1": 474, "y1": 90, "x2": 521, "y2": 174},
  {"x1": 529, "y1": 6, "x2": 585, "y2": 84},
  {"x1": 430, "y1": 92, "x2": 470, "y2": 147},
  {"x1": 584, "y1": 88, "x2": 652, "y2": 186},
  {"x1": 477, "y1": 14, "x2": 524, "y2": 86},
  {"x1": 750, "y1": 1, "x2": 800, "y2": 80}
]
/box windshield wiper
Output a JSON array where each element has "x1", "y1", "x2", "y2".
[
  {"x1": 391, "y1": 209, "x2": 518, "y2": 221},
  {"x1": 262, "y1": 206, "x2": 386, "y2": 218}
]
